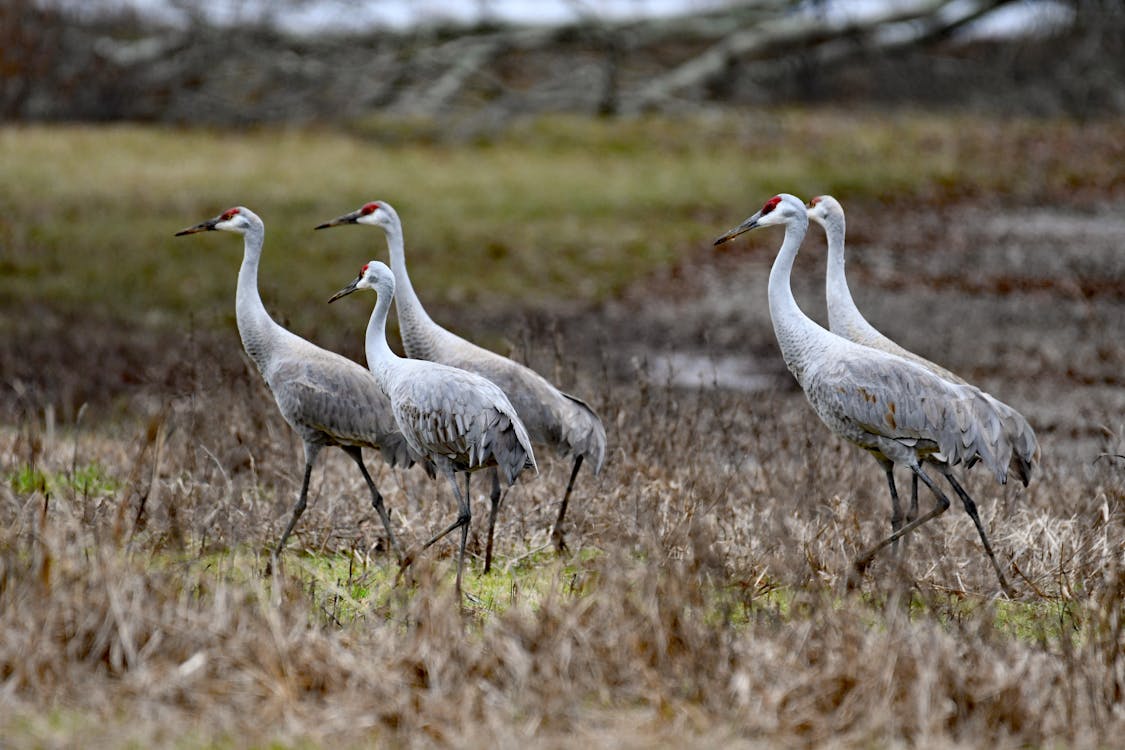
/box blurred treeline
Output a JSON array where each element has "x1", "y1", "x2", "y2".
[{"x1": 2, "y1": 0, "x2": 1124, "y2": 130}]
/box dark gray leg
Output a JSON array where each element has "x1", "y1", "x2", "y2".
[
  {"x1": 484, "y1": 467, "x2": 503, "y2": 574},
  {"x1": 943, "y1": 473, "x2": 1015, "y2": 597},
  {"x1": 854, "y1": 464, "x2": 950, "y2": 574},
  {"x1": 411, "y1": 472, "x2": 472, "y2": 599},
  {"x1": 550, "y1": 455, "x2": 585, "y2": 552},
  {"x1": 454, "y1": 472, "x2": 472, "y2": 598},
  {"x1": 341, "y1": 445, "x2": 403, "y2": 562},
  {"x1": 271, "y1": 442, "x2": 321, "y2": 568},
  {"x1": 420, "y1": 473, "x2": 472, "y2": 552},
  {"x1": 908, "y1": 472, "x2": 920, "y2": 524},
  {"x1": 880, "y1": 459, "x2": 904, "y2": 556}
]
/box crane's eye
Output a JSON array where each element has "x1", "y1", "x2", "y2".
[
  {"x1": 761, "y1": 196, "x2": 782, "y2": 215},
  {"x1": 220, "y1": 208, "x2": 240, "y2": 222},
  {"x1": 361, "y1": 202, "x2": 379, "y2": 216}
]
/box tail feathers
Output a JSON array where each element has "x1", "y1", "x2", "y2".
[
  {"x1": 487, "y1": 414, "x2": 537, "y2": 486},
  {"x1": 988, "y1": 395, "x2": 1039, "y2": 487},
  {"x1": 561, "y1": 392, "x2": 608, "y2": 473},
  {"x1": 964, "y1": 391, "x2": 1038, "y2": 487}
]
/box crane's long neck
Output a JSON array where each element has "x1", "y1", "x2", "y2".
[
  {"x1": 235, "y1": 224, "x2": 282, "y2": 370},
  {"x1": 768, "y1": 216, "x2": 833, "y2": 384},
  {"x1": 364, "y1": 284, "x2": 399, "y2": 387},
  {"x1": 822, "y1": 212, "x2": 862, "y2": 332},
  {"x1": 382, "y1": 221, "x2": 442, "y2": 359}
]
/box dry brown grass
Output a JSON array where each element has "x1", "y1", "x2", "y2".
[{"x1": 3, "y1": 297, "x2": 1125, "y2": 748}]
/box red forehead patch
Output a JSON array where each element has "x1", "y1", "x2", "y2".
[
  {"x1": 761, "y1": 196, "x2": 782, "y2": 215},
  {"x1": 220, "y1": 207, "x2": 240, "y2": 221},
  {"x1": 360, "y1": 262, "x2": 369, "y2": 275},
  {"x1": 809, "y1": 196, "x2": 822, "y2": 206},
  {"x1": 360, "y1": 202, "x2": 379, "y2": 216}
]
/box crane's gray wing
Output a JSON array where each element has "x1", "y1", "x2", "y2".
[
  {"x1": 839, "y1": 322, "x2": 1038, "y2": 484},
  {"x1": 809, "y1": 353, "x2": 1011, "y2": 482},
  {"x1": 433, "y1": 338, "x2": 606, "y2": 468},
  {"x1": 266, "y1": 350, "x2": 417, "y2": 468},
  {"x1": 388, "y1": 361, "x2": 536, "y2": 483}
]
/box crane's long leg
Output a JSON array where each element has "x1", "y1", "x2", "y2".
[
  {"x1": 854, "y1": 464, "x2": 950, "y2": 575},
  {"x1": 420, "y1": 472, "x2": 473, "y2": 553},
  {"x1": 942, "y1": 473, "x2": 1015, "y2": 597},
  {"x1": 549, "y1": 455, "x2": 585, "y2": 552},
  {"x1": 412, "y1": 473, "x2": 473, "y2": 599},
  {"x1": 340, "y1": 445, "x2": 403, "y2": 563},
  {"x1": 879, "y1": 459, "x2": 905, "y2": 557},
  {"x1": 908, "y1": 473, "x2": 920, "y2": 524},
  {"x1": 484, "y1": 467, "x2": 503, "y2": 575},
  {"x1": 271, "y1": 442, "x2": 322, "y2": 566},
  {"x1": 453, "y1": 472, "x2": 473, "y2": 598}
]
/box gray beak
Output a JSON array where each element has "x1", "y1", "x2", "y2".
[
  {"x1": 315, "y1": 210, "x2": 363, "y2": 230},
  {"x1": 174, "y1": 217, "x2": 219, "y2": 236},
  {"x1": 328, "y1": 276, "x2": 362, "y2": 303},
  {"x1": 713, "y1": 211, "x2": 762, "y2": 246}
]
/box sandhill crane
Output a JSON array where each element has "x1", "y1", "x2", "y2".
[
  {"x1": 175, "y1": 207, "x2": 418, "y2": 569},
  {"x1": 807, "y1": 195, "x2": 1038, "y2": 535},
  {"x1": 316, "y1": 201, "x2": 606, "y2": 572},
  {"x1": 329, "y1": 260, "x2": 537, "y2": 598},
  {"x1": 714, "y1": 194, "x2": 1024, "y2": 596}
]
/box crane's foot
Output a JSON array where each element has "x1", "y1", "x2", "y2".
[
  {"x1": 550, "y1": 528, "x2": 569, "y2": 553},
  {"x1": 846, "y1": 555, "x2": 873, "y2": 592},
  {"x1": 263, "y1": 551, "x2": 283, "y2": 577}
]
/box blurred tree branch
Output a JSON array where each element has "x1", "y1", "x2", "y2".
[{"x1": 1, "y1": 0, "x2": 1123, "y2": 125}]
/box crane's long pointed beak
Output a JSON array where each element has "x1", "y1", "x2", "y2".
[
  {"x1": 712, "y1": 212, "x2": 762, "y2": 246},
  {"x1": 328, "y1": 277, "x2": 361, "y2": 303},
  {"x1": 174, "y1": 218, "x2": 219, "y2": 236},
  {"x1": 315, "y1": 210, "x2": 362, "y2": 230}
]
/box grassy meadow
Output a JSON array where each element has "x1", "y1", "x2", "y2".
[{"x1": 2, "y1": 110, "x2": 1125, "y2": 747}]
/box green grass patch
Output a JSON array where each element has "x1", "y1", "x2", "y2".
[
  {"x1": 7, "y1": 461, "x2": 119, "y2": 497},
  {"x1": 3, "y1": 112, "x2": 1120, "y2": 340}
]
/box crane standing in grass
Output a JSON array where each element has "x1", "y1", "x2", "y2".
[
  {"x1": 316, "y1": 201, "x2": 606, "y2": 573},
  {"x1": 714, "y1": 194, "x2": 1026, "y2": 596},
  {"x1": 329, "y1": 260, "x2": 537, "y2": 598},
  {"x1": 806, "y1": 195, "x2": 1038, "y2": 539},
  {"x1": 175, "y1": 207, "x2": 417, "y2": 569}
]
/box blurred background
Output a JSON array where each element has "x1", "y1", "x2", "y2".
[{"x1": 4, "y1": 0, "x2": 1124, "y2": 123}]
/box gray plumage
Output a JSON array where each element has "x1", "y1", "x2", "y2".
[
  {"x1": 329, "y1": 260, "x2": 536, "y2": 598},
  {"x1": 808, "y1": 194, "x2": 1038, "y2": 489},
  {"x1": 175, "y1": 206, "x2": 415, "y2": 567},
  {"x1": 316, "y1": 200, "x2": 606, "y2": 570},
  {"x1": 715, "y1": 194, "x2": 1023, "y2": 596}
]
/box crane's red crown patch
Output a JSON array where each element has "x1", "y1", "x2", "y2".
[
  {"x1": 361, "y1": 202, "x2": 380, "y2": 215},
  {"x1": 220, "y1": 208, "x2": 241, "y2": 221},
  {"x1": 360, "y1": 262, "x2": 370, "y2": 275},
  {"x1": 761, "y1": 196, "x2": 782, "y2": 215},
  {"x1": 809, "y1": 196, "x2": 822, "y2": 206}
]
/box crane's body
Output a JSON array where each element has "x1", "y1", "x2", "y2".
[
  {"x1": 175, "y1": 207, "x2": 414, "y2": 566},
  {"x1": 807, "y1": 195, "x2": 1038, "y2": 534},
  {"x1": 317, "y1": 201, "x2": 606, "y2": 571},
  {"x1": 330, "y1": 260, "x2": 536, "y2": 598},
  {"x1": 715, "y1": 194, "x2": 1023, "y2": 595}
]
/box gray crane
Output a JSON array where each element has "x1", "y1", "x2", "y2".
[
  {"x1": 329, "y1": 260, "x2": 537, "y2": 598},
  {"x1": 807, "y1": 194, "x2": 1038, "y2": 539},
  {"x1": 175, "y1": 207, "x2": 418, "y2": 569},
  {"x1": 714, "y1": 194, "x2": 1027, "y2": 596},
  {"x1": 316, "y1": 201, "x2": 606, "y2": 573}
]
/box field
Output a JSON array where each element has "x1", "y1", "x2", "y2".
[{"x1": 2, "y1": 111, "x2": 1125, "y2": 748}]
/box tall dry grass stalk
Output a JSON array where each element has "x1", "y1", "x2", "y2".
[{"x1": 2, "y1": 349, "x2": 1123, "y2": 747}]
